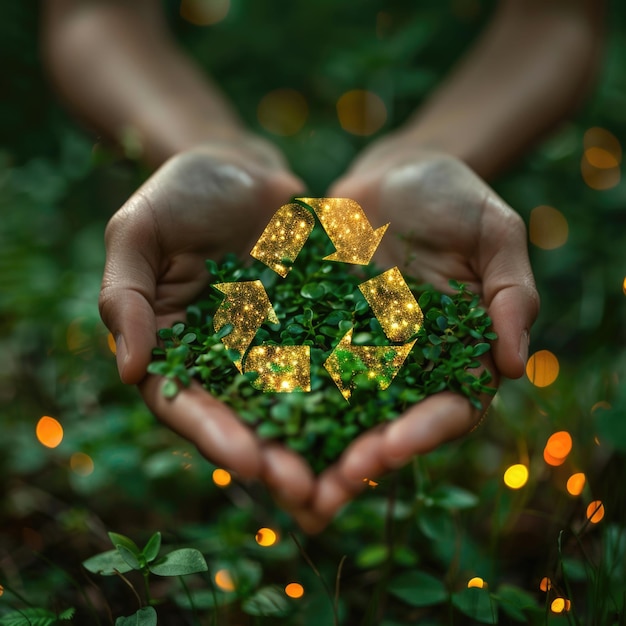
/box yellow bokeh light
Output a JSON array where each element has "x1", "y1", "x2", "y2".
[
  {"x1": 526, "y1": 349, "x2": 559, "y2": 387},
  {"x1": 551, "y1": 597, "x2": 571, "y2": 613},
  {"x1": 581, "y1": 155, "x2": 621, "y2": 190},
  {"x1": 539, "y1": 576, "x2": 551, "y2": 592},
  {"x1": 503, "y1": 464, "x2": 529, "y2": 490},
  {"x1": 586, "y1": 500, "x2": 605, "y2": 524},
  {"x1": 285, "y1": 582, "x2": 304, "y2": 599},
  {"x1": 215, "y1": 569, "x2": 235, "y2": 592},
  {"x1": 584, "y1": 146, "x2": 620, "y2": 169},
  {"x1": 529, "y1": 205, "x2": 569, "y2": 250},
  {"x1": 255, "y1": 527, "x2": 278, "y2": 547},
  {"x1": 467, "y1": 577, "x2": 487, "y2": 589},
  {"x1": 566, "y1": 472, "x2": 586, "y2": 496},
  {"x1": 70, "y1": 452, "x2": 95, "y2": 477},
  {"x1": 180, "y1": 0, "x2": 230, "y2": 25},
  {"x1": 107, "y1": 332, "x2": 117, "y2": 355},
  {"x1": 623, "y1": 277, "x2": 626, "y2": 295},
  {"x1": 36, "y1": 416, "x2": 64, "y2": 449},
  {"x1": 545, "y1": 431, "x2": 573, "y2": 462},
  {"x1": 212, "y1": 468, "x2": 232, "y2": 487},
  {"x1": 336, "y1": 89, "x2": 387, "y2": 136},
  {"x1": 257, "y1": 89, "x2": 308, "y2": 136}
]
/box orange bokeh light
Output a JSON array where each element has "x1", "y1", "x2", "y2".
[
  {"x1": 255, "y1": 527, "x2": 278, "y2": 547},
  {"x1": 526, "y1": 350, "x2": 559, "y2": 387},
  {"x1": 336, "y1": 89, "x2": 387, "y2": 136},
  {"x1": 36, "y1": 416, "x2": 64, "y2": 449},
  {"x1": 212, "y1": 468, "x2": 232, "y2": 487},
  {"x1": 545, "y1": 431, "x2": 573, "y2": 461},
  {"x1": 539, "y1": 576, "x2": 551, "y2": 592},
  {"x1": 566, "y1": 472, "x2": 586, "y2": 496},
  {"x1": 529, "y1": 205, "x2": 569, "y2": 250},
  {"x1": 107, "y1": 333, "x2": 117, "y2": 355},
  {"x1": 586, "y1": 500, "x2": 605, "y2": 524},
  {"x1": 215, "y1": 569, "x2": 235, "y2": 592},
  {"x1": 285, "y1": 582, "x2": 304, "y2": 599}
]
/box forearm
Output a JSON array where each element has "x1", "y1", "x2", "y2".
[
  {"x1": 394, "y1": 0, "x2": 605, "y2": 179},
  {"x1": 42, "y1": 0, "x2": 250, "y2": 167}
]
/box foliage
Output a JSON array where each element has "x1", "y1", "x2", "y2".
[
  {"x1": 1, "y1": 0, "x2": 626, "y2": 624},
  {"x1": 149, "y1": 224, "x2": 495, "y2": 471}
]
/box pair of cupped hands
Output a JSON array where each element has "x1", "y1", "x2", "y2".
[{"x1": 99, "y1": 134, "x2": 538, "y2": 533}]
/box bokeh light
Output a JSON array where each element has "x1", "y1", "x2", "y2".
[
  {"x1": 581, "y1": 127, "x2": 622, "y2": 190},
  {"x1": 566, "y1": 472, "x2": 586, "y2": 496},
  {"x1": 529, "y1": 205, "x2": 569, "y2": 250},
  {"x1": 36, "y1": 416, "x2": 64, "y2": 449},
  {"x1": 215, "y1": 569, "x2": 235, "y2": 592},
  {"x1": 539, "y1": 577, "x2": 551, "y2": 592},
  {"x1": 551, "y1": 597, "x2": 571, "y2": 613},
  {"x1": 336, "y1": 89, "x2": 387, "y2": 136},
  {"x1": 363, "y1": 477, "x2": 379, "y2": 488},
  {"x1": 0, "y1": 584, "x2": 3, "y2": 597},
  {"x1": 467, "y1": 577, "x2": 487, "y2": 589},
  {"x1": 503, "y1": 464, "x2": 529, "y2": 490},
  {"x1": 180, "y1": 0, "x2": 230, "y2": 25},
  {"x1": 107, "y1": 333, "x2": 117, "y2": 355},
  {"x1": 255, "y1": 527, "x2": 278, "y2": 547},
  {"x1": 623, "y1": 276, "x2": 626, "y2": 295},
  {"x1": 285, "y1": 582, "x2": 305, "y2": 598},
  {"x1": 526, "y1": 350, "x2": 559, "y2": 387},
  {"x1": 257, "y1": 89, "x2": 308, "y2": 136},
  {"x1": 545, "y1": 431, "x2": 573, "y2": 461},
  {"x1": 212, "y1": 468, "x2": 232, "y2": 487},
  {"x1": 586, "y1": 500, "x2": 605, "y2": 524},
  {"x1": 70, "y1": 452, "x2": 95, "y2": 477}
]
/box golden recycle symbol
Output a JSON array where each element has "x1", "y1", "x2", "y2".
[{"x1": 212, "y1": 198, "x2": 424, "y2": 400}]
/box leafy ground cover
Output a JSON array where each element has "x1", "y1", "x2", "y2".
[{"x1": 1, "y1": 1, "x2": 626, "y2": 624}]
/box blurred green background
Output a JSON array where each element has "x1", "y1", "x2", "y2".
[{"x1": 1, "y1": 1, "x2": 625, "y2": 624}]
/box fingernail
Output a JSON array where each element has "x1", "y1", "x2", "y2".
[
  {"x1": 115, "y1": 334, "x2": 128, "y2": 379},
  {"x1": 518, "y1": 330, "x2": 529, "y2": 367}
]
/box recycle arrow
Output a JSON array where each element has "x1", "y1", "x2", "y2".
[
  {"x1": 324, "y1": 328, "x2": 416, "y2": 400},
  {"x1": 297, "y1": 197, "x2": 389, "y2": 265},
  {"x1": 212, "y1": 280, "x2": 278, "y2": 373}
]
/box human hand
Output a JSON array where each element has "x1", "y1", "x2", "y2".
[
  {"x1": 291, "y1": 147, "x2": 539, "y2": 532},
  {"x1": 99, "y1": 142, "x2": 332, "y2": 513}
]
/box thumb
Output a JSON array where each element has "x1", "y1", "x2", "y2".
[
  {"x1": 480, "y1": 201, "x2": 540, "y2": 379},
  {"x1": 99, "y1": 208, "x2": 159, "y2": 384}
]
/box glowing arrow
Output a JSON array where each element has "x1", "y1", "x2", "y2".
[
  {"x1": 250, "y1": 203, "x2": 315, "y2": 277},
  {"x1": 323, "y1": 328, "x2": 416, "y2": 400},
  {"x1": 297, "y1": 197, "x2": 388, "y2": 265},
  {"x1": 244, "y1": 344, "x2": 311, "y2": 392},
  {"x1": 359, "y1": 267, "x2": 423, "y2": 342},
  {"x1": 213, "y1": 280, "x2": 278, "y2": 373}
]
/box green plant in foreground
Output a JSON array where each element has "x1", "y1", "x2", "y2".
[
  {"x1": 82, "y1": 531, "x2": 208, "y2": 626},
  {"x1": 149, "y1": 226, "x2": 496, "y2": 472}
]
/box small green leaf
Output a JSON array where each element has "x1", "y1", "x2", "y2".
[
  {"x1": 496, "y1": 584, "x2": 540, "y2": 621},
  {"x1": 429, "y1": 484, "x2": 479, "y2": 510},
  {"x1": 149, "y1": 548, "x2": 208, "y2": 576},
  {"x1": 82, "y1": 549, "x2": 134, "y2": 575},
  {"x1": 472, "y1": 343, "x2": 491, "y2": 356},
  {"x1": 142, "y1": 532, "x2": 162, "y2": 563},
  {"x1": 114, "y1": 606, "x2": 158, "y2": 626},
  {"x1": 387, "y1": 570, "x2": 447, "y2": 607},
  {"x1": 117, "y1": 544, "x2": 142, "y2": 570},
  {"x1": 172, "y1": 322, "x2": 186, "y2": 337},
  {"x1": 162, "y1": 379, "x2": 179, "y2": 398},
  {"x1": 57, "y1": 608, "x2": 75, "y2": 621},
  {"x1": 108, "y1": 532, "x2": 141, "y2": 556},
  {"x1": 242, "y1": 586, "x2": 290, "y2": 617}
]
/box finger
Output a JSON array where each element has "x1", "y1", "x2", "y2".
[
  {"x1": 139, "y1": 377, "x2": 264, "y2": 479},
  {"x1": 383, "y1": 392, "x2": 478, "y2": 468},
  {"x1": 479, "y1": 199, "x2": 540, "y2": 379},
  {"x1": 261, "y1": 443, "x2": 316, "y2": 510},
  {"x1": 99, "y1": 204, "x2": 160, "y2": 384}
]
